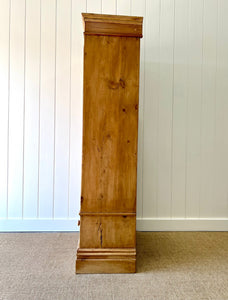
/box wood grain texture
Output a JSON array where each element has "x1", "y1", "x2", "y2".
[
  {"x1": 82, "y1": 13, "x2": 143, "y2": 37},
  {"x1": 76, "y1": 244, "x2": 136, "y2": 274},
  {"x1": 79, "y1": 215, "x2": 136, "y2": 248},
  {"x1": 76, "y1": 13, "x2": 142, "y2": 274},
  {"x1": 81, "y1": 35, "x2": 140, "y2": 214},
  {"x1": 76, "y1": 258, "x2": 136, "y2": 274}
]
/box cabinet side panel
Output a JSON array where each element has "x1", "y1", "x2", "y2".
[
  {"x1": 81, "y1": 35, "x2": 140, "y2": 213},
  {"x1": 80, "y1": 215, "x2": 136, "y2": 248}
]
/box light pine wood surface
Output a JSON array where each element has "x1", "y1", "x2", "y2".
[{"x1": 76, "y1": 13, "x2": 143, "y2": 274}]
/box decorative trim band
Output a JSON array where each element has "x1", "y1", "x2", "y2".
[
  {"x1": 82, "y1": 13, "x2": 143, "y2": 38},
  {"x1": 76, "y1": 245, "x2": 136, "y2": 273},
  {"x1": 79, "y1": 212, "x2": 136, "y2": 216},
  {"x1": 137, "y1": 218, "x2": 228, "y2": 231}
]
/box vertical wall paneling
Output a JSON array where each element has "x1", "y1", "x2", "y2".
[
  {"x1": 200, "y1": 0, "x2": 217, "y2": 217},
  {"x1": 0, "y1": 0, "x2": 10, "y2": 218},
  {"x1": 131, "y1": 0, "x2": 146, "y2": 218},
  {"x1": 39, "y1": 0, "x2": 56, "y2": 218},
  {"x1": 186, "y1": 0, "x2": 204, "y2": 218},
  {"x1": 68, "y1": 0, "x2": 86, "y2": 219},
  {"x1": 142, "y1": 0, "x2": 160, "y2": 218},
  {"x1": 102, "y1": 0, "x2": 116, "y2": 14},
  {"x1": 214, "y1": 0, "x2": 228, "y2": 218},
  {"x1": 53, "y1": 0, "x2": 71, "y2": 218},
  {"x1": 1, "y1": 0, "x2": 228, "y2": 231},
  {"x1": 171, "y1": 0, "x2": 188, "y2": 217},
  {"x1": 117, "y1": 0, "x2": 131, "y2": 15},
  {"x1": 8, "y1": 0, "x2": 25, "y2": 218},
  {"x1": 157, "y1": 0, "x2": 174, "y2": 218},
  {"x1": 87, "y1": 0, "x2": 102, "y2": 13},
  {"x1": 23, "y1": 0, "x2": 40, "y2": 218}
]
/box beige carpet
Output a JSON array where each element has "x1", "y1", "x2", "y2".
[{"x1": 0, "y1": 232, "x2": 228, "y2": 300}]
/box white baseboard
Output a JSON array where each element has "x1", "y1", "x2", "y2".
[
  {"x1": 136, "y1": 218, "x2": 228, "y2": 231},
  {"x1": 0, "y1": 218, "x2": 228, "y2": 232},
  {"x1": 0, "y1": 218, "x2": 79, "y2": 232}
]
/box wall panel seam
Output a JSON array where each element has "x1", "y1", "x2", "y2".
[
  {"x1": 37, "y1": 0, "x2": 41, "y2": 219},
  {"x1": 156, "y1": 0, "x2": 161, "y2": 218},
  {"x1": 22, "y1": 0, "x2": 27, "y2": 220},
  {"x1": 141, "y1": 0, "x2": 146, "y2": 218},
  {"x1": 68, "y1": 0, "x2": 73, "y2": 219},
  {"x1": 6, "y1": 0, "x2": 11, "y2": 220},
  {"x1": 53, "y1": 0, "x2": 57, "y2": 219},
  {"x1": 199, "y1": 0, "x2": 205, "y2": 218},
  {"x1": 171, "y1": 0, "x2": 176, "y2": 219}
]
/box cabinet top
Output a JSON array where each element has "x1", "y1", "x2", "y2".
[{"x1": 82, "y1": 13, "x2": 143, "y2": 38}]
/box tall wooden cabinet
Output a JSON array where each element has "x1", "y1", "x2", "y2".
[{"x1": 76, "y1": 13, "x2": 143, "y2": 274}]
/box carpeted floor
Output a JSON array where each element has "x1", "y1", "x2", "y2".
[{"x1": 0, "y1": 232, "x2": 228, "y2": 300}]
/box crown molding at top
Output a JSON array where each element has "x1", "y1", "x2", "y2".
[{"x1": 82, "y1": 13, "x2": 143, "y2": 38}]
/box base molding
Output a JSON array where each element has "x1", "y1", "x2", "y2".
[
  {"x1": 137, "y1": 218, "x2": 228, "y2": 231},
  {"x1": 1, "y1": 218, "x2": 228, "y2": 232},
  {"x1": 76, "y1": 247, "x2": 136, "y2": 274},
  {"x1": 0, "y1": 218, "x2": 79, "y2": 232}
]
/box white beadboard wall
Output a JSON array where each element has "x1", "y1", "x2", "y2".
[{"x1": 0, "y1": 0, "x2": 228, "y2": 232}]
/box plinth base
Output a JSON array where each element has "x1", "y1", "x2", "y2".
[{"x1": 76, "y1": 247, "x2": 136, "y2": 274}]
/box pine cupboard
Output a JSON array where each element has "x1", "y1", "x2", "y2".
[{"x1": 76, "y1": 13, "x2": 143, "y2": 274}]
